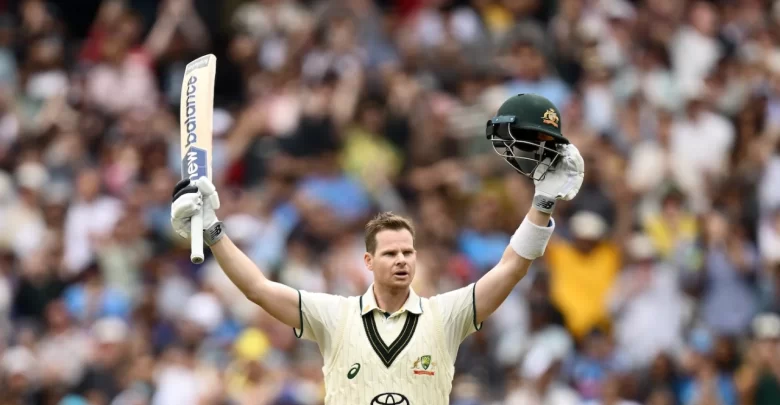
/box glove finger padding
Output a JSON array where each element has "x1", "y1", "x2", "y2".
[
  {"x1": 195, "y1": 177, "x2": 220, "y2": 210},
  {"x1": 560, "y1": 144, "x2": 584, "y2": 175},
  {"x1": 170, "y1": 177, "x2": 224, "y2": 243},
  {"x1": 533, "y1": 144, "x2": 585, "y2": 203},
  {"x1": 558, "y1": 144, "x2": 584, "y2": 201},
  {"x1": 561, "y1": 176, "x2": 583, "y2": 201},
  {"x1": 172, "y1": 192, "x2": 202, "y2": 219},
  {"x1": 172, "y1": 215, "x2": 192, "y2": 239}
]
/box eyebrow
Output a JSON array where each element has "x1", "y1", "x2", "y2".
[{"x1": 379, "y1": 247, "x2": 415, "y2": 254}]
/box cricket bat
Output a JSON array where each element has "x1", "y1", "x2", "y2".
[{"x1": 180, "y1": 54, "x2": 216, "y2": 264}]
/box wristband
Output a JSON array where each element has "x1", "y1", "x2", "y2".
[
  {"x1": 533, "y1": 194, "x2": 557, "y2": 214},
  {"x1": 204, "y1": 221, "x2": 226, "y2": 246},
  {"x1": 510, "y1": 216, "x2": 555, "y2": 260}
]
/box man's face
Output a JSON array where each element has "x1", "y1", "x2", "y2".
[{"x1": 365, "y1": 229, "x2": 416, "y2": 291}]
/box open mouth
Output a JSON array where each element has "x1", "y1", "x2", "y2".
[{"x1": 394, "y1": 271, "x2": 409, "y2": 277}]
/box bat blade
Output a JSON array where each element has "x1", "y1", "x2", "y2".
[{"x1": 179, "y1": 54, "x2": 216, "y2": 264}]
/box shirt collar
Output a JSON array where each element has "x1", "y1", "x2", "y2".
[{"x1": 360, "y1": 284, "x2": 423, "y2": 316}]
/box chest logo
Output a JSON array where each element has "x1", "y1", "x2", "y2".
[
  {"x1": 371, "y1": 393, "x2": 409, "y2": 405},
  {"x1": 412, "y1": 355, "x2": 435, "y2": 376},
  {"x1": 347, "y1": 363, "x2": 360, "y2": 379}
]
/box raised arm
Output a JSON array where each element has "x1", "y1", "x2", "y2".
[
  {"x1": 474, "y1": 208, "x2": 551, "y2": 324},
  {"x1": 170, "y1": 178, "x2": 301, "y2": 329},
  {"x1": 209, "y1": 236, "x2": 300, "y2": 328},
  {"x1": 474, "y1": 144, "x2": 584, "y2": 325}
]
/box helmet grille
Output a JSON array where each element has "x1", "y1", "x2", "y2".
[{"x1": 486, "y1": 120, "x2": 562, "y2": 181}]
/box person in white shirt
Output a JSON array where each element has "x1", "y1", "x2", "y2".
[
  {"x1": 670, "y1": 1, "x2": 722, "y2": 97},
  {"x1": 505, "y1": 345, "x2": 580, "y2": 405},
  {"x1": 608, "y1": 234, "x2": 687, "y2": 369},
  {"x1": 170, "y1": 94, "x2": 584, "y2": 404},
  {"x1": 669, "y1": 90, "x2": 735, "y2": 213}
]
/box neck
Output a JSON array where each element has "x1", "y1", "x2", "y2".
[{"x1": 373, "y1": 284, "x2": 409, "y2": 314}]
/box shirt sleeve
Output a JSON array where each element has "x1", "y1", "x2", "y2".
[
  {"x1": 429, "y1": 283, "x2": 481, "y2": 358},
  {"x1": 293, "y1": 290, "x2": 347, "y2": 358}
]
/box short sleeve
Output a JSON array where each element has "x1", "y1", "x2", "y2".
[
  {"x1": 294, "y1": 290, "x2": 347, "y2": 358},
  {"x1": 429, "y1": 283, "x2": 481, "y2": 357}
]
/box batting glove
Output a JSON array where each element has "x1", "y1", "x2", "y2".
[
  {"x1": 171, "y1": 177, "x2": 225, "y2": 246},
  {"x1": 532, "y1": 144, "x2": 585, "y2": 213}
]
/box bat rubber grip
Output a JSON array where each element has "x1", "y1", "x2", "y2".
[{"x1": 190, "y1": 210, "x2": 205, "y2": 264}]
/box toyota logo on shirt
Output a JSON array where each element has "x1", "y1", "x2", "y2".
[{"x1": 371, "y1": 393, "x2": 410, "y2": 405}]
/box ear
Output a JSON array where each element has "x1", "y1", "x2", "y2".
[{"x1": 364, "y1": 252, "x2": 373, "y2": 271}]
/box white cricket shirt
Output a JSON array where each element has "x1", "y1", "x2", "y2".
[{"x1": 294, "y1": 283, "x2": 482, "y2": 405}]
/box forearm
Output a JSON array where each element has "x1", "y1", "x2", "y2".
[
  {"x1": 527, "y1": 207, "x2": 552, "y2": 227},
  {"x1": 474, "y1": 245, "x2": 532, "y2": 324},
  {"x1": 209, "y1": 236, "x2": 300, "y2": 328},
  {"x1": 474, "y1": 208, "x2": 552, "y2": 324},
  {"x1": 209, "y1": 236, "x2": 265, "y2": 299}
]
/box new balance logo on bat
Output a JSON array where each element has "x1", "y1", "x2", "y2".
[
  {"x1": 182, "y1": 147, "x2": 207, "y2": 180},
  {"x1": 184, "y1": 76, "x2": 199, "y2": 148}
]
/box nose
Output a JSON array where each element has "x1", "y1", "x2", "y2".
[{"x1": 394, "y1": 253, "x2": 407, "y2": 266}]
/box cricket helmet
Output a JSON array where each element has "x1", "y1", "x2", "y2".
[{"x1": 486, "y1": 93, "x2": 569, "y2": 180}]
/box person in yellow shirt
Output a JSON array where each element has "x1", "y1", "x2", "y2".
[
  {"x1": 226, "y1": 328, "x2": 292, "y2": 405},
  {"x1": 340, "y1": 98, "x2": 404, "y2": 195},
  {"x1": 643, "y1": 187, "x2": 699, "y2": 262},
  {"x1": 544, "y1": 210, "x2": 623, "y2": 340}
]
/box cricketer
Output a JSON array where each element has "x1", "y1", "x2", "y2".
[{"x1": 170, "y1": 93, "x2": 585, "y2": 405}]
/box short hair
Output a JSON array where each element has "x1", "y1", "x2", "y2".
[{"x1": 364, "y1": 212, "x2": 415, "y2": 254}]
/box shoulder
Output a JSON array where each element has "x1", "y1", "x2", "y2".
[
  {"x1": 346, "y1": 294, "x2": 362, "y2": 310},
  {"x1": 427, "y1": 283, "x2": 478, "y2": 326},
  {"x1": 417, "y1": 295, "x2": 432, "y2": 312},
  {"x1": 297, "y1": 291, "x2": 356, "y2": 318},
  {"x1": 300, "y1": 290, "x2": 355, "y2": 304},
  {"x1": 428, "y1": 283, "x2": 475, "y2": 304}
]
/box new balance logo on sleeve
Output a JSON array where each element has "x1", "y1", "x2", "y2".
[
  {"x1": 534, "y1": 196, "x2": 556, "y2": 212},
  {"x1": 537, "y1": 200, "x2": 554, "y2": 209}
]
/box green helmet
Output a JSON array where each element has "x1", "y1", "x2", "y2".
[{"x1": 486, "y1": 94, "x2": 569, "y2": 180}]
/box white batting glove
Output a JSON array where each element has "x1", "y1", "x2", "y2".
[
  {"x1": 171, "y1": 177, "x2": 224, "y2": 245},
  {"x1": 532, "y1": 144, "x2": 585, "y2": 213}
]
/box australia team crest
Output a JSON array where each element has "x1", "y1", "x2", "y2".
[{"x1": 412, "y1": 355, "x2": 435, "y2": 376}]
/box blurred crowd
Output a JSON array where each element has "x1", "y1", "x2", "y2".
[{"x1": 1, "y1": 0, "x2": 780, "y2": 404}]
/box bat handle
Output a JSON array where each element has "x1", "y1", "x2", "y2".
[{"x1": 190, "y1": 209, "x2": 205, "y2": 264}]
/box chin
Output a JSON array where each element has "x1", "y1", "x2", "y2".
[{"x1": 384, "y1": 277, "x2": 413, "y2": 290}]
